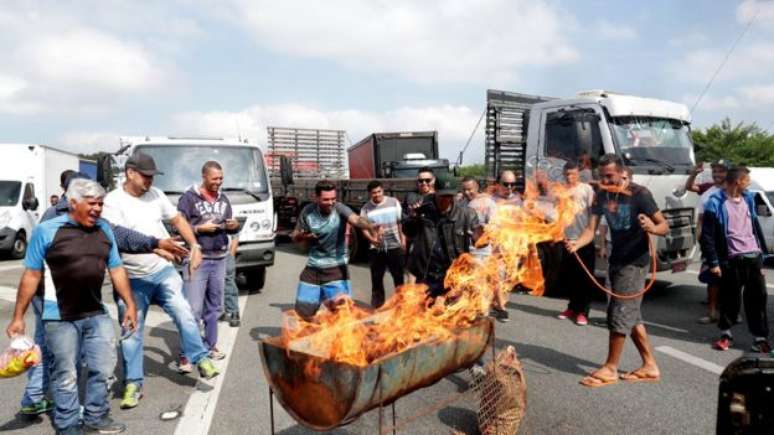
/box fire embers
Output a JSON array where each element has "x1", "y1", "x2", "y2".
[{"x1": 280, "y1": 181, "x2": 578, "y2": 368}]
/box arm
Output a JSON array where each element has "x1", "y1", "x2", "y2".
[
  {"x1": 109, "y1": 267, "x2": 138, "y2": 332},
  {"x1": 700, "y1": 209, "x2": 721, "y2": 269},
  {"x1": 6, "y1": 270, "x2": 42, "y2": 337},
  {"x1": 567, "y1": 214, "x2": 600, "y2": 253},
  {"x1": 638, "y1": 211, "x2": 669, "y2": 236},
  {"x1": 111, "y1": 223, "x2": 159, "y2": 253},
  {"x1": 347, "y1": 213, "x2": 377, "y2": 231},
  {"x1": 170, "y1": 213, "x2": 202, "y2": 271},
  {"x1": 684, "y1": 163, "x2": 704, "y2": 193}
]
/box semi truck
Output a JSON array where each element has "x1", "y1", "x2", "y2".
[
  {"x1": 1, "y1": 144, "x2": 80, "y2": 258},
  {"x1": 98, "y1": 137, "x2": 276, "y2": 291},
  {"x1": 272, "y1": 130, "x2": 454, "y2": 260},
  {"x1": 484, "y1": 89, "x2": 699, "y2": 274}
]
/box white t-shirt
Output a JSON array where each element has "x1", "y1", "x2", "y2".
[
  {"x1": 697, "y1": 185, "x2": 721, "y2": 215},
  {"x1": 102, "y1": 186, "x2": 179, "y2": 278},
  {"x1": 564, "y1": 182, "x2": 595, "y2": 241}
]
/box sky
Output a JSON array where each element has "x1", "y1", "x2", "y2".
[{"x1": 1, "y1": 0, "x2": 773, "y2": 163}]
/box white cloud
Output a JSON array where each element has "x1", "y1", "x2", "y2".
[
  {"x1": 740, "y1": 83, "x2": 774, "y2": 105},
  {"x1": 597, "y1": 20, "x2": 638, "y2": 40},
  {"x1": 681, "y1": 93, "x2": 739, "y2": 111},
  {"x1": 173, "y1": 103, "x2": 485, "y2": 162},
  {"x1": 670, "y1": 43, "x2": 774, "y2": 84},
  {"x1": 58, "y1": 131, "x2": 124, "y2": 154},
  {"x1": 229, "y1": 0, "x2": 578, "y2": 84},
  {"x1": 738, "y1": 0, "x2": 774, "y2": 26}
]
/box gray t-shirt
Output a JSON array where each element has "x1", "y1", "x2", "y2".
[
  {"x1": 360, "y1": 196, "x2": 403, "y2": 251},
  {"x1": 466, "y1": 194, "x2": 497, "y2": 257},
  {"x1": 296, "y1": 202, "x2": 354, "y2": 268},
  {"x1": 564, "y1": 182, "x2": 595, "y2": 241}
]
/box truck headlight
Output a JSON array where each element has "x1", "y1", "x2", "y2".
[
  {"x1": 261, "y1": 219, "x2": 271, "y2": 230},
  {"x1": 0, "y1": 211, "x2": 11, "y2": 227}
]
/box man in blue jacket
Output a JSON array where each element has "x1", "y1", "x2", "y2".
[{"x1": 701, "y1": 166, "x2": 770, "y2": 352}]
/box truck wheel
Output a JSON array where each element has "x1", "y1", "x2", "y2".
[
  {"x1": 244, "y1": 267, "x2": 266, "y2": 294},
  {"x1": 10, "y1": 231, "x2": 26, "y2": 259}
]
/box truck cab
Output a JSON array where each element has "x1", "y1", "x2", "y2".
[
  {"x1": 749, "y1": 167, "x2": 774, "y2": 253},
  {"x1": 106, "y1": 137, "x2": 276, "y2": 290},
  {"x1": 487, "y1": 89, "x2": 698, "y2": 272}
]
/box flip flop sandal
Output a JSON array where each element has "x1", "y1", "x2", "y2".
[
  {"x1": 579, "y1": 374, "x2": 618, "y2": 388},
  {"x1": 620, "y1": 371, "x2": 661, "y2": 383}
]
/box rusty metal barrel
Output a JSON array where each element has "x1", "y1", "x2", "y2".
[{"x1": 259, "y1": 317, "x2": 493, "y2": 431}]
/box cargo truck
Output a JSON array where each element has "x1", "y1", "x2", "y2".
[{"x1": 1, "y1": 144, "x2": 80, "y2": 258}]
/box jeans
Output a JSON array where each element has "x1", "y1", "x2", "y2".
[
  {"x1": 21, "y1": 296, "x2": 54, "y2": 407},
  {"x1": 718, "y1": 254, "x2": 769, "y2": 338},
  {"x1": 223, "y1": 253, "x2": 239, "y2": 315},
  {"x1": 183, "y1": 258, "x2": 226, "y2": 349},
  {"x1": 562, "y1": 243, "x2": 596, "y2": 316},
  {"x1": 116, "y1": 266, "x2": 208, "y2": 386},
  {"x1": 45, "y1": 313, "x2": 116, "y2": 430},
  {"x1": 368, "y1": 248, "x2": 405, "y2": 308}
]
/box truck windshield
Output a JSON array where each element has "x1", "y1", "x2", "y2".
[
  {"x1": 610, "y1": 117, "x2": 694, "y2": 167},
  {"x1": 0, "y1": 181, "x2": 21, "y2": 206},
  {"x1": 767, "y1": 192, "x2": 774, "y2": 207},
  {"x1": 135, "y1": 145, "x2": 269, "y2": 194}
]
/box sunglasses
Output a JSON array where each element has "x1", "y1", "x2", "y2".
[
  {"x1": 501, "y1": 182, "x2": 517, "y2": 188},
  {"x1": 417, "y1": 178, "x2": 434, "y2": 184}
]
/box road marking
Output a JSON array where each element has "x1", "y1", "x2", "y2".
[
  {"x1": 655, "y1": 345, "x2": 724, "y2": 375},
  {"x1": 683, "y1": 269, "x2": 774, "y2": 289},
  {"x1": 643, "y1": 321, "x2": 689, "y2": 334},
  {"x1": 174, "y1": 294, "x2": 248, "y2": 435}
]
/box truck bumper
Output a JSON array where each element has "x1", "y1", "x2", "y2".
[
  {"x1": 236, "y1": 239, "x2": 275, "y2": 270},
  {"x1": 0, "y1": 227, "x2": 16, "y2": 251},
  {"x1": 656, "y1": 208, "x2": 697, "y2": 271}
]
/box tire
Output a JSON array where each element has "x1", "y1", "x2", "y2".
[
  {"x1": 10, "y1": 231, "x2": 26, "y2": 259},
  {"x1": 243, "y1": 266, "x2": 266, "y2": 294}
]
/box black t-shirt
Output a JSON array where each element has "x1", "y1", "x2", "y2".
[{"x1": 592, "y1": 183, "x2": 659, "y2": 266}]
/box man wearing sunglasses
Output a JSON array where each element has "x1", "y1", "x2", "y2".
[
  {"x1": 402, "y1": 168, "x2": 437, "y2": 283},
  {"x1": 494, "y1": 170, "x2": 522, "y2": 205}
]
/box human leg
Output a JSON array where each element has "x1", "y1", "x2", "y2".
[
  {"x1": 44, "y1": 320, "x2": 82, "y2": 431},
  {"x1": 20, "y1": 296, "x2": 53, "y2": 412},
  {"x1": 182, "y1": 259, "x2": 209, "y2": 324},
  {"x1": 80, "y1": 314, "x2": 118, "y2": 426},
  {"x1": 153, "y1": 267, "x2": 209, "y2": 365},
  {"x1": 717, "y1": 260, "x2": 743, "y2": 336},
  {"x1": 369, "y1": 250, "x2": 388, "y2": 308},
  {"x1": 118, "y1": 281, "x2": 152, "y2": 387},
  {"x1": 223, "y1": 253, "x2": 239, "y2": 315},
  {"x1": 386, "y1": 248, "x2": 406, "y2": 288},
  {"x1": 202, "y1": 259, "x2": 226, "y2": 349},
  {"x1": 741, "y1": 256, "x2": 769, "y2": 341}
]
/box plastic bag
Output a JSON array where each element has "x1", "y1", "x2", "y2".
[{"x1": 0, "y1": 336, "x2": 42, "y2": 378}]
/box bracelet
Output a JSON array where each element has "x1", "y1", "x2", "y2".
[{"x1": 191, "y1": 244, "x2": 201, "y2": 250}]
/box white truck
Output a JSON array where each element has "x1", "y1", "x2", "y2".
[
  {"x1": 100, "y1": 137, "x2": 276, "y2": 290},
  {"x1": 485, "y1": 89, "x2": 699, "y2": 279},
  {"x1": 749, "y1": 167, "x2": 774, "y2": 253},
  {"x1": 0, "y1": 144, "x2": 80, "y2": 258}
]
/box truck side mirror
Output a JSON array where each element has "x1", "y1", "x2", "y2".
[
  {"x1": 23, "y1": 197, "x2": 39, "y2": 211},
  {"x1": 280, "y1": 155, "x2": 294, "y2": 186},
  {"x1": 96, "y1": 154, "x2": 113, "y2": 189},
  {"x1": 452, "y1": 165, "x2": 459, "y2": 177},
  {"x1": 756, "y1": 204, "x2": 772, "y2": 217}
]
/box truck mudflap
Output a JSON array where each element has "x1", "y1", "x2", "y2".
[
  {"x1": 236, "y1": 239, "x2": 276, "y2": 268},
  {"x1": 656, "y1": 208, "x2": 696, "y2": 272}
]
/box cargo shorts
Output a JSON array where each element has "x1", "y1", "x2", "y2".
[{"x1": 607, "y1": 263, "x2": 648, "y2": 335}]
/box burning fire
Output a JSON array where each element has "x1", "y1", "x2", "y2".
[{"x1": 280, "y1": 181, "x2": 579, "y2": 368}]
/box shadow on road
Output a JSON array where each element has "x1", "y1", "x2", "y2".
[{"x1": 495, "y1": 338, "x2": 599, "y2": 377}]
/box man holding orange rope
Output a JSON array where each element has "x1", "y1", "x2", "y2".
[{"x1": 567, "y1": 154, "x2": 669, "y2": 388}]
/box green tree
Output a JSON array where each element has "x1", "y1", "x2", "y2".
[
  {"x1": 458, "y1": 164, "x2": 486, "y2": 177},
  {"x1": 692, "y1": 118, "x2": 774, "y2": 167}
]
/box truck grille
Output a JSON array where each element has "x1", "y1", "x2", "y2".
[{"x1": 662, "y1": 208, "x2": 694, "y2": 229}]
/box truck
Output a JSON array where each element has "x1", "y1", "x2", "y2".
[
  {"x1": 0, "y1": 144, "x2": 80, "y2": 258},
  {"x1": 272, "y1": 130, "x2": 454, "y2": 259},
  {"x1": 749, "y1": 167, "x2": 774, "y2": 253},
  {"x1": 484, "y1": 88, "x2": 699, "y2": 275},
  {"x1": 98, "y1": 137, "x2": 276, "y2": 291},
  {"x1": 266, "y1": 127, "x2": 348, "y2": 179}
]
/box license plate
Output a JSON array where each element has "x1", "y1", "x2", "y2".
[{"x1": 671, "y1": 261, "x2": 687, "y2": 273}]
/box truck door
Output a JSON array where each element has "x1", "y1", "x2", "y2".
[
  {"x1": 753, "y1": 191, "x2": 774, "y2": 253},
  {"x1": 537, "y1": 107, "x2": 606, "y2": 182}
]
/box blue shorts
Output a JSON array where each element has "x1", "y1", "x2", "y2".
[{"x1": 295, "y1": 266, "x2": 352, "y2": 319}]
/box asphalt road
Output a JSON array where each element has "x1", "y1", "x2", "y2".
[{"x1": 1, "y1": 248, "x2": 773, "y2": 435}]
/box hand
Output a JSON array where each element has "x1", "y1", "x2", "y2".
[
  {"x1": 154, "y1": 248, "x2": 182, "y2": 264},
  {"x1": 158, "y1": 237, "x2": 189, "y2": 257},
  {"x1": 122, "y1": 304, "x2": 138, "y2": 333},
  {"x1": 189, "y1": 246, "x2": 203, "y2": 275},
  {"x1": 224, "y1": 219, "x2": 240, "y2": 231},
  {"x1": 229, "y1": 240, "x2": 239, "y2": 257},
  {"x1": 710, "y1": 266, "x2": 722, "y2": 277},
  {"x1": 196, "y1": 220, "x2": 220, "y2": 234},
  {"x1": 408, "y1": 200, "x2": 423, "y2": 216},
  {"x1": 638, "y1": 214, "x2": 655, "y2": 233},
  {"x1": 691, "y1": 162, "x2": 704, "y2": 176},
  {"x1": 6, "y1": 317, "x2": 25, "y2": 338},
  {"x1": 564, "y1": 239, "x2": 580, "y2": 254}
]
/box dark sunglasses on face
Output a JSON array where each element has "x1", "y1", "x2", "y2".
[
  {"x1": 501, "y1": 182, "x2": 517, "y2": 188},
  {"x1": 417, "y1": 178, "x2": 434, "y2": 184}
]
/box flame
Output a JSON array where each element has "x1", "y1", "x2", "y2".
[{"x1": 279, "y1": 181, "x2": 579, "y2": 368}]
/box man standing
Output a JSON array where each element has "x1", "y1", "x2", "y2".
[
  {"x1": 568, "y1": 154, "x2": 668, "y2": 387},
  {"x1": 403, "y1": 167, "x2": 437, "y2": 284},
  {"x1": 6, "y1": 179, "x2": 138, "y2": 435},
  {"x1": 177, "y1": 161, "x2": 241, "y2": 359},
  {"x1": 557, "y1": 160, "x2": 596, "y2": 326},
  {"x1": 701, "y1": 166, "x2": 770, "y2": 352},
  {"x1": 292, "y1": 180, "x2": 377, "y2": 319},
  {"x1": 102, "y1": 152, "x2": 219, "y2": 410},
  {"x1": 684, "y1": 160, "x2": 729, "y2": 324},
  {"x1": 404, "y1": 176, "x2": 479, "y2": 297},
  {"x1": 360, "y1": 180, "x2": 405, "y2": 308}
]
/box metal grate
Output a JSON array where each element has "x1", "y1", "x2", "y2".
[
  {"x1": 469, "y1": 346, "x2": 526, "y2": 435},
  {"x1": 266, "y1": 127, "x2": 348, "y2": 179}
]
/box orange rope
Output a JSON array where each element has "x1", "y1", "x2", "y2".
[{"x1": 571, "y1": 235, "x2": 658, "y2": 300}]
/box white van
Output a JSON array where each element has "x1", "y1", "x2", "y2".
[
  {"x1": 749, "y1": 167, "x2": 774, "y2": 253},
  {"x1": 0, "y1": 144, "x2": 79, "y2": 258}
]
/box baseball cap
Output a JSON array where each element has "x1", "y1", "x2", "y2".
[
  {"x1": 435, "y1": 175, "x2": 460, "y2": 195},
  {"x1": 126, "y1": 152, "x2": 164, "y2": 176},
  {"x1": 710, "y1": 159, "x2": 731, "y2": 170}
]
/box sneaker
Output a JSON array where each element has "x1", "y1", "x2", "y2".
[
  {"x1": 197, "y1": 358, "x2": 220, "y2": 380},
  {"x1": 218, "y1": 312, "x2": 229, "y2": 322},
  {"x1": 697, "y1": 314, "x2": 718, "y2": 324},
  {"x1": 177, "y1": 356, "x2": 193, "y2": 374},
  {"x1": 228, "y1": 313, "x2": 241, "y2": 328},
  {"x1": 209, "y1": 347, "x2": 226, "y2": 360},
  {"x1": 84, "y1": 416, "x2": 126, "y2": 434},
  {"x1": 575, "y1": 313, "x2": 589, "y2": 326},
  {"x1": 713, "y1": 336, "x2": 732, "y2": 351},
  {"x1": 751, "y1": 339, "x2": 772, "y2": 353},
  {"x1": 120, "y1": 383, "x2": 142, "y2": 410},
  {"x1": 20, "y1": 398, "x2": 54, "y2": 415},
  {"x1": 57, "y1": 425, "x2": 84, "y2": 435},
  {"x1": 471, "y1": 362, "x2": 487, "y2": 378},
  {"x1": 557, "y1": 309, "x2": 574, "y2": 320},
  {"x1": 492, "y1": 308, "x2": 509, "y2": 323}
]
